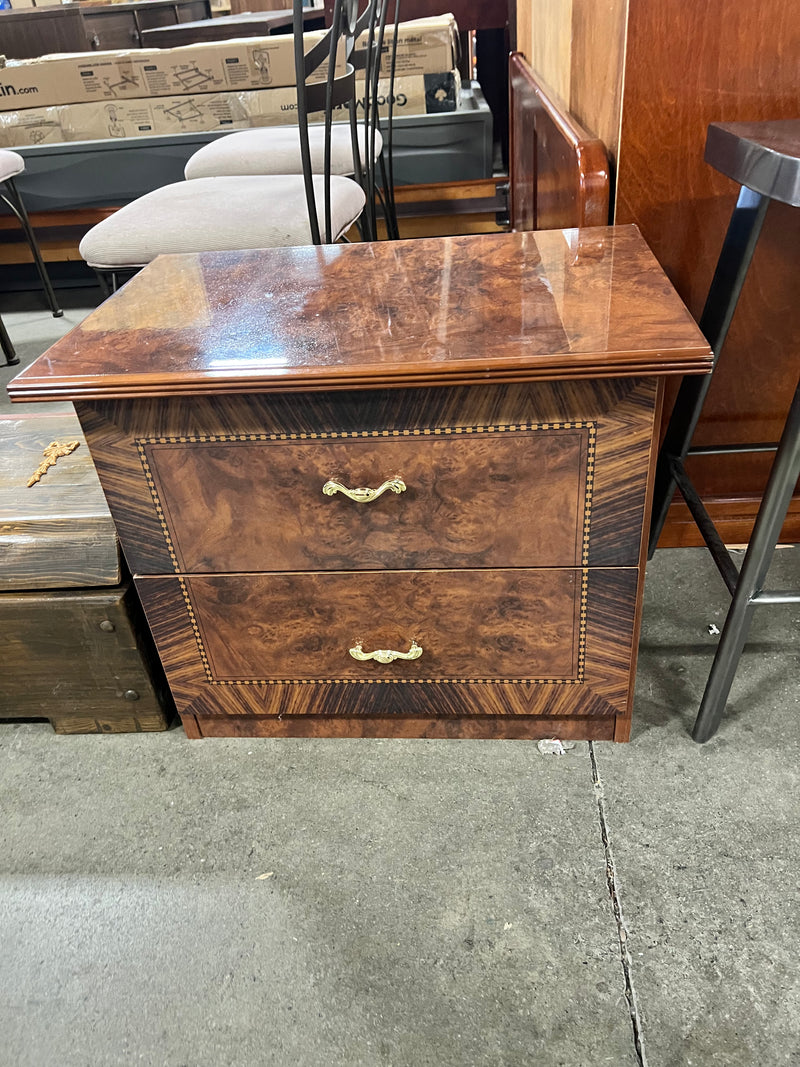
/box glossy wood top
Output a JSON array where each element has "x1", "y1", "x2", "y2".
[{"x1": 8, "y1": 227, "x2": 711, "y2": 402}]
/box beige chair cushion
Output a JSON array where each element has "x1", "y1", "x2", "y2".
[
  {"x1": 79, "y1": 174, "x2": 366, "y2": 269},
  {"x1": 0, "y1": 149, "x2": 25, "y2": 183},
  {"x1": 184, "y1": 124, "x2": 384, "y2": 180}
]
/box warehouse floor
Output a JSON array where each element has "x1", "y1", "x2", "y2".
[{"x1": 1, "y1": 289, "x2": 798, "y2": 1067}]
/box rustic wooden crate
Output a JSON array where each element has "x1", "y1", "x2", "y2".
[
  {"x1": 0, "y1": 412, "x2": 119, "y2": 591},
  {"x1": 0, "y1": 581, "x2": 173, "y2": 733},
  {"x1": 0, "y1": 411, "x2": 171, "y2": 732}
]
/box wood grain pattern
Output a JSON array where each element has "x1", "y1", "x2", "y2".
[
  {"x1": 75, "y1": 377, "x2": 659, "y2": 576},
  {"x1": 135, "y1": 567, "x2": 638, "y2": 725},
  {"x1": 0, "y1": 582, "x2": 172, "y2": 728},
  {"x1": 0, "y1": 413, "x2": 120, "y2": 591},
  {"x1": 0, "y1": 6, "x2": 91, "y2": 60},
  {"x1": 514, "y1": 0, "x2": 573, "y2": 104},
  {"x1": 143, "y1": 426, "x2": 591, "y2": 573},
  {"x1": 50, "y1": 712, "x2": 170, "y2": 735},
  {"x1": 8, "y1": 228, "x2": 711, "y2": 403},
  {"x1": 509, "y1": 54, "x2": 610, "y2": 232},
  {"x1": 514, "y1": 0, "x2": 800, "y2": 544},
  {"x1": 614, "y1": 0, "x2": 800, "y2": 545},
  {"x1": 568, "y1": 0, "x2": 628, "y2": 170},
  {"x1": 177, "y1": 568, "x2": 583, "y2": 683},
  {"x1": 189, "y1": 714, "x2": 616, "y2": 740}
]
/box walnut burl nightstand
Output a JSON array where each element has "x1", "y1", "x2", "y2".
[{"x1": 9, "y1": 227, "x2": 712, "y2": 741}]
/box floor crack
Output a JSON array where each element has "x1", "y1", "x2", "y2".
[{"x1": 589, "y1": 741, "x2": 648, "y2": 1067}]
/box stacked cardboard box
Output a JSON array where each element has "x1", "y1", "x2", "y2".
[{"x1": 0, "y1": 16, "x2": 461, "y2": 148}]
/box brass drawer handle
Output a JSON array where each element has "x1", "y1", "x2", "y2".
[
  {"x1": 349, "y1": 640, "x2": 423, "y2": 664},
  {"x1": 322, "y1": 477, "x2": 406, "y2": 503}
]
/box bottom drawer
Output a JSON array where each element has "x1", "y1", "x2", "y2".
[{"x1": 136, "y1": 568, "x2": 640, "y2": 733}]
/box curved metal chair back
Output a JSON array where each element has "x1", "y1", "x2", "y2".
[{"x1": 295, "y1": 0, "x2": 399, "y2": 243}]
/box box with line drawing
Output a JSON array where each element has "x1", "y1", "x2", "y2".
[
  {"x1": 0, "y1": 32, "x2": 339, "y2": 112},
  {"x1": 0, "y1": 71, "x2": 462, "y2": 147}
]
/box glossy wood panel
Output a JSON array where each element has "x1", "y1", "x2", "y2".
[
  {"x1": 188, "y1": 713, "x2": 616, "y2": 740},
  {"x1": 182, "y1": 568, "x2": 582, "y2": 682},
  {"x1": 513, "y1": 0, "x2": 799, "y2": 543},
  {"x1": 135, "y1": 567, "x2": 638, "y2": 724},
  {"x1": 144, "y1": 427, "x2": 590, "y2": 572},
  {"x1": 75, "y1": 377, "x2": 659, "y2": 577},
  {"x1": 614, "y1": 0, "x2": 800, "y2": 544},
  {"x1": 8, "y1": 228, "x2": 711, "y2": 403},
  {"x1": 509, "y1": 54, "x2": 610, "y2": 232}
]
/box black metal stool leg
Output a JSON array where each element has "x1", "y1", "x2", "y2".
[
  {"x1": 1, "y1": 177, "x2": 63, "y2": 318},
  {"x1": 648, "y1": 186, "x2": 770, "y2": 557},
  {"x1": 692, "y1": 379, "x2": 800, "y2": 742},
  {"x1": 1, "y1": 312, "x2": 19, "y2": 366}
]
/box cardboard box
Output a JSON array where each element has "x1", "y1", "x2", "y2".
[
  {"x1": 0, "y1": 32, "x2": 337, "y2": 112},
  {"x1": 353, "y1": 15, "x2": 459, "y2": 79},
  {"x1": 0, "y1": 70, "x2": 461, "y2": 148}
]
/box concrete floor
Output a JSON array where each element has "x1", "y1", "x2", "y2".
[{"x1": 1, "y1": 290, "x2": 799, "y2": 1067}]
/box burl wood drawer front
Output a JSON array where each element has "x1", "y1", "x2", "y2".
[
  {"x1": 142, "y1": 429, "x2": 590, "y2": 573},
  {"x1": 76, "y1": 377, "x2": 658, "y2": 577},
  {"x1": 135, "y1": 568, "x2": 639, "y2": 722}
]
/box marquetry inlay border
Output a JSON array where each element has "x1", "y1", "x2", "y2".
[{"x1": 137, "y1": 421, "x2": 597, "y2": 687}]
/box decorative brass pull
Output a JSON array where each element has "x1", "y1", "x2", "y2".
[
  {"x1": 322, "y1": 477, "x2": 406, "y2": 503},
  {"x1": 349, "y1": 640, "x2": 422, "y2": 664}
]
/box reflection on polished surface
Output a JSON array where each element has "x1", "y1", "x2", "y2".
[{"x1": 8, "y1": 227, "x2": 712, "y2": 401}]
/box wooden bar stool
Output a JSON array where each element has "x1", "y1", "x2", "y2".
[
  {"x1": 648, "y1": 120, "x2": 800, "y2": 742},
  {"x1": 0, "y1": 149, "x2": 63, "y2": 367}
]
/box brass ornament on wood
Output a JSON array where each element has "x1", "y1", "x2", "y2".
[
  {"x1": 349, "y1": 640, "x2": 423, "y2": 664},
  {"x1": 322, "y1": 476, "x2": 406, "y2": 503},
  {"x1": 26, "y1": 440, "x2": 80, "y2": 487}
]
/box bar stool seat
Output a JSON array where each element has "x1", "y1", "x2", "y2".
[
  {"x1": 0, "y1": 149, "x2": 62, "y2": 367},
  {"x1": 648, "y1": 118, "x2": 800, "y2": 742}
]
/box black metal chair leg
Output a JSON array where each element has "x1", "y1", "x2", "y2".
[
  {"x1": 2, "y1": 177, "x2": 63, "y2": 318},
  {"x1": 648, "y1": 186, "x2": 770, "y2": 557},
  {"x1": 0, "y1": 313, "x2": 19, "y2": 366},
  {"x1": 378, "y1": 152, "x2": 399, "y2": 240},
  {"x1": 692, "y1": 379, "x2": 800, "y2": 742}
]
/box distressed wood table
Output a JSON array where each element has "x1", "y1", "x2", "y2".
[{"x1": 8, "y1": 227, "x2": 712, "y2": 741}]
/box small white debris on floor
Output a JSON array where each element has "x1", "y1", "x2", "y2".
[{"x1": 536, "y1": 739, "x2": 577, "y2": 756}]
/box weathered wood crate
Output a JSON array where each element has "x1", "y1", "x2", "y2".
[{"x1": 0, "y1": 412, "x2": 172, "y2": 733}]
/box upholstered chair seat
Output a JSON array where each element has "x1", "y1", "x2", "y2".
[
  {"x1": 0, "y1": 149, "x2": 25, "y2": 183},
  {"x1": 184, "y1": 124, "x2": 383, "y2": 180},
  {"x1": 78, "y1": 174, "x2": 366, "y2": 270}
]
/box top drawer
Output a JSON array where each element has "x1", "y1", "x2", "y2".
[
  {"x1": 77, "y1": 377, "x2": 658, "y2": 576},
  {"x1": 142, "y1": 426, "x2": 590, "y2": 572}
]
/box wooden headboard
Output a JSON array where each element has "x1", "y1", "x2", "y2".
[{"x1": 509, "y1": 53, "x2": 610, "y2": 231}]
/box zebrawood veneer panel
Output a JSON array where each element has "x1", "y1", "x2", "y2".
[
  {"x1": 134, "y1": 568, "x2": 638, "y2": 724},
  {"x1": 77, "y1": 376, "x2": 658, "y2": 575}
]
